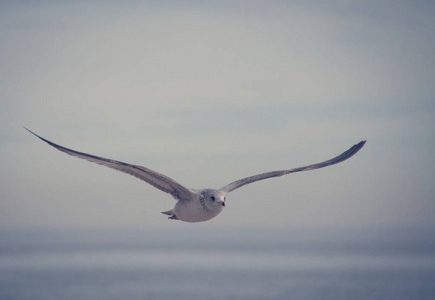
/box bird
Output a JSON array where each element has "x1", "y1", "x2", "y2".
[{"x1": 24, "y1": 127, "x2": 366, "y2": 223}]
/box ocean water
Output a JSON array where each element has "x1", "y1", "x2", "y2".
[{"x1": 1, "y1": 227, "x2": 434, "y2": 300}]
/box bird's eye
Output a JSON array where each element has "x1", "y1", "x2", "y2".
[{"x1": 211, "y1": 196, "x2": 215, "y2": 201}]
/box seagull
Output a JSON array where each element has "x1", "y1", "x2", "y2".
[{"x1": 25, "y1": 127, "x2": 366, "y2": 223}]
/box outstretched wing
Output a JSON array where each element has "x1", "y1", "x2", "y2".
[
  {"x1": 25, "y1": 128, "x2": 196, "y2": 201},
  {"x1": 220, "y1": 140, "x2": 366, "y2": 193}
]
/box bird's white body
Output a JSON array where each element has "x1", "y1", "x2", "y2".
[
  {"x1": 24, "y1": 127, "x2": 365, "y2": 223},
  {"x1": 163, "y1": 189, "x2": 226, "y2": 222}
]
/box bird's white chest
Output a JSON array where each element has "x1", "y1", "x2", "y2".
[{"x1": 173, "y1": 199, "x2": 222, "y2": 223}]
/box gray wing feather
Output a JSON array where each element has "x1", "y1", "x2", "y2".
[
  {"x1": 25, "y1": 128, "x2": 195, "y2": 201},
  {"x1": 220, "y1": 140, "x2": 366, "y2": 193}
]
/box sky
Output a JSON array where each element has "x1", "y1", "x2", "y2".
[{"x1": 1, "y1": 0, "x2": 434, "y2": 230}]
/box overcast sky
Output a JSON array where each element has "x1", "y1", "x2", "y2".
[{"x1": 1, "y1": 1, "x2": 434, "y2": 230}]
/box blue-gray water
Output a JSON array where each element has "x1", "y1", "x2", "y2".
[{"x1": 1, "y1": 227, "x2": 434, "y2": 300}]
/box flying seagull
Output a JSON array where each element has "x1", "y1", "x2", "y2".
[{"x1": 25, "y1": 127, "x2": 366, "y2": 223}]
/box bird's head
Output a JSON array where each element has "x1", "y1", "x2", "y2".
[{"x1": 199, "y1": 189, "x2": 226, "y2": 211}]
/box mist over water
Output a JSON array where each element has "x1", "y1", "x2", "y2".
[{"x1": 1, "y1": 227, "x2": 434, "y2": 300}]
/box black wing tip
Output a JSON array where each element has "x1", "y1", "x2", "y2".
[
  {"x1": 349, "y1": 140, "x2": 366, "y2": 154},
  {"x1": 23, "y1": 126, "x2": 41, "y2": 139},
  {"x1": 24, "y1": 127, "x2": 50, "y2": 143},
  {"x1": 23, "y1": 127, "x2": 66, "y2": 153},
  {"x1": 356, "y1": 140, "x2": 367, "y2": 150}
]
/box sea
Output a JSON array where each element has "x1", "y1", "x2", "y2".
[{"x1": 1, "y1": 226, "x2": 434, "y2": 300}]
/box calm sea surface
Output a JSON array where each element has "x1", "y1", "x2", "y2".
[{"x1": 1, "y1": 227, "x2": 434, "y2": 300}]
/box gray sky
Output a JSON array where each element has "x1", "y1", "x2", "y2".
[{"x1": 1, "y1": 0, "x2": 434, "y2": 229}]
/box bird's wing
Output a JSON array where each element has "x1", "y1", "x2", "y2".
[
  {"x1": 220, "y1": 140, "x2": 366, "y2": 194},
  {"x1": 25, "y1": 128, "x2": 196, "y2": 201}
]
